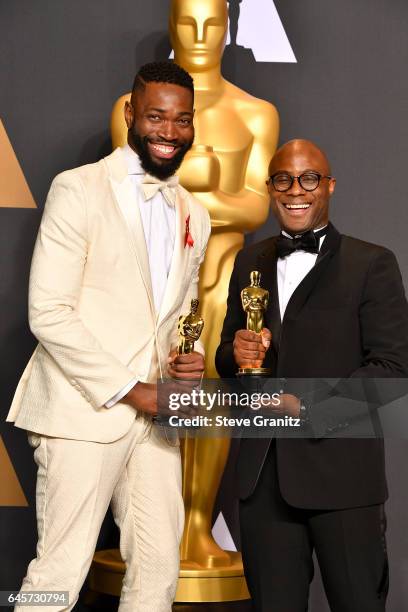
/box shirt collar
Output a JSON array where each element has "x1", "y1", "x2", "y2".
[
  {"x1": 121, "y1": 144, "x2": 145, "y2": 175},
  {"x1": 281, "y1": 225, "x2": 328, "y2": 240}
]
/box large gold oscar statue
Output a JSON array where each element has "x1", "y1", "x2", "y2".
[{"x1": 100, "y1": 0, "x2": 279, "y2": 603}]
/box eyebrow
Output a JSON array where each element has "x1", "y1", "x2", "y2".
[
  {"x1": 272, "y1": 168, "x2": 321, "y2": 174},
  {"x1": 178, "y1": 15, "x2": 225, "y2": 25},
  {"x1": 146, "y1": 107, "x2": 193, "y2": 116}
]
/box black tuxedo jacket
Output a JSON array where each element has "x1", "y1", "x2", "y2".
[{"x1": 215, "y1": 224, "x2": 408, "y2": 509}]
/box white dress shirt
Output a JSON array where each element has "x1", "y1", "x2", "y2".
[
  {"x1": 277, "y1": 228, "x2": 326, "y2": 320},
  {"x1": 106, "y1": 145, "x2": 176, "y2": 408}
]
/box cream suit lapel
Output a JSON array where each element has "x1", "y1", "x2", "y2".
[
  {"x1": 157, "y1": 187, "x2": 191, "y2": 326},
  {"x1": 105, "y1": 148, "x2": 155, "y2": 313}
]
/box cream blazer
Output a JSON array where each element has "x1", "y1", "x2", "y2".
[{"x1": 7, "y1": 148, "x2": 211, "y2": 442}]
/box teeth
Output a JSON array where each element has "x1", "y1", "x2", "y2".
[
  {"x1": 284, "y1": 204, "x2": 310, "y2": 209},
  {"x1": 151, "y1": 144, "x2": 175, "y2": 154}
]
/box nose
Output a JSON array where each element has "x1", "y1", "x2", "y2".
[
  {"x1": 195, "y1": 18, "x2": 206, "y2": 43},
  {"x1": 158, "y1": 120, "x2": 177, "y2": 141},
  {"x1": 288, "y1": 176, "x2": 305, "y2": 195}
]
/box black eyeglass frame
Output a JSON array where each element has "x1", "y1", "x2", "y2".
[{"x1": 267, "y1": 172, "x2": 333, "y2": 192}]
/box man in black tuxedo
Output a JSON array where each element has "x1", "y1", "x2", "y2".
[{"x1": 215, "y1": 139, "x2": 408, "y2": 611}]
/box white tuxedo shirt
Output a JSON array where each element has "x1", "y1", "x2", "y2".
[{"x1": 106, "y1": 145, "x2": 178, "y2": 408}]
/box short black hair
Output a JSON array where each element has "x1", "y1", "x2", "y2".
[{"x1": 132, "y1": 61, "x2": 194, "y2": 97}]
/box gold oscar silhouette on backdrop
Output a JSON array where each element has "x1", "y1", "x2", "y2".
[
  {"x1": 101, "y1": 0, "x2": 279, "y2": 603},
  {"x1": 0, "y1": 437, "x2": 28, "y2": 506},
  {"x1": 0, "y1": 119, "x2": 36, "y2": 209}
]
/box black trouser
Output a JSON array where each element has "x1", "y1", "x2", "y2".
[{"x1": 239, "y1": 444, "x2": 388, "y2": 612}]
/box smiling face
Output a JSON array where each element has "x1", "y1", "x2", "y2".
[
  {"x1": 267, "y1": 140, "x2": 336, "y2": 235},
  {"x1": 125, "y1": 81, "x2": 194, "y2": 179},
  {"x1": 170, "y1": 0, "x2": 228, "y2": 71}
]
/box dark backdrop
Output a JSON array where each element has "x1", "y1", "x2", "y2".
[{"x1": 1, "y1": 1, "x2": 407, "y2": 609}]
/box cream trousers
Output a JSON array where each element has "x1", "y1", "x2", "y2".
[{"x1": 16, "y1": 417, "x2": 184, "y2": 612}]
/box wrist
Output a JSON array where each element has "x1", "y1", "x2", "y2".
[
  {"x1": 125, "y1": 382, "x2": 139, "y2": 397},
  {"x1": 125, "y1": 382, "x2": 150, "y2": 409}
]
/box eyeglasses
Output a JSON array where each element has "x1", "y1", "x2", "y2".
[{"x1": 268, "y1": 172, "x2": 332, "y2": 192}]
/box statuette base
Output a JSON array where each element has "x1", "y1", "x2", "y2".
[{"x1": 237, "y1": 367, "x2": 272, "y2": 376}]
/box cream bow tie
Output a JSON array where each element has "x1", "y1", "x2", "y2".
[{"x1": 141, "y1": 174, "x2": 179, "y2": 207}]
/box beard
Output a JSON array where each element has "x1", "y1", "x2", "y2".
[{"x1": 129, "y1": 128, "x2": 193, "y2": 180}]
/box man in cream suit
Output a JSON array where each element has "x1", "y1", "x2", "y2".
[{"x1": 7, "y1": 61, "x2": 210, "y2": 612}]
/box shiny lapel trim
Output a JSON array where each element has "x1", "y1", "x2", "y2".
[
  {"x1": 105, "y1": 150, "x2": 155, "y2": 312},
  {"x1": 257, "y1": 241, "x2": 281, "y2": 353},
  {"x1": 157, "y1": 187, "x2": 191, "y2": 326},
  {"x1": 283, "y1": 223, "x2": 342, "y2": 322}
]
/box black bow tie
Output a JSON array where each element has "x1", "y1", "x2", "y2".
[{"x1": 276, "y1": 228, "x2": 327, "y2": 259}]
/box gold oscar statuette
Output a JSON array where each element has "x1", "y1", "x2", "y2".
[
  {"x1": 177, "y1": 298, "x2": 204, "y2": 354},
  {"x1": 238, "y1": 270, "x2": 271, "y2": 376}
]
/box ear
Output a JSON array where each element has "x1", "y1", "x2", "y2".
[
  {"x1": 328, "y1": 176, "x2": 336, "y2": 195},
  {"x1": 124, "y1": 101, "x2": 134, "y2": 129}
]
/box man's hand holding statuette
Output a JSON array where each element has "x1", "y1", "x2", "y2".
[{"x1": 233, "y1": 328, "x2": 271, "y2": 369}]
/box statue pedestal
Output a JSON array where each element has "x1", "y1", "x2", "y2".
[
  {"x1": 90, "y1": 549, "x2": 250, "y2": 603},
  {"x1": 176, "y1": 553, "x2": 249, "y2": 602}
]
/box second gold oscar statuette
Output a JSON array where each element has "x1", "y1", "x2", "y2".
[{"x1": 238, "y1": 270, "x2": 272, "y2": 376}]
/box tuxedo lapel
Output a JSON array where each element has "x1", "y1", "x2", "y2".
[
  {"x1": 316, "y1": 222, "x2": 341, "y2": 262},
  {"x1": 105, "y1": 149, "x2": 155, "y2": 312},
  {"x1": 257, "y1": 240, "x2": 281, "y2": 352},
  {"x1": 283, "y1": 223, "x2": 342, "y2": 322},
  {"x1": 157, "y1": 187, "x2": 191, "y2": 326}
]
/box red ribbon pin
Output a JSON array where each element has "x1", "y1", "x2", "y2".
[{"x1": 184, "y1": 215, "x2": 194, "y2": 248}]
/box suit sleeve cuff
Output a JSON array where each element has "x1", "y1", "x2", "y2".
[{"x1": 105, "y1": 377, "x2": 138, "y2": 408}]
